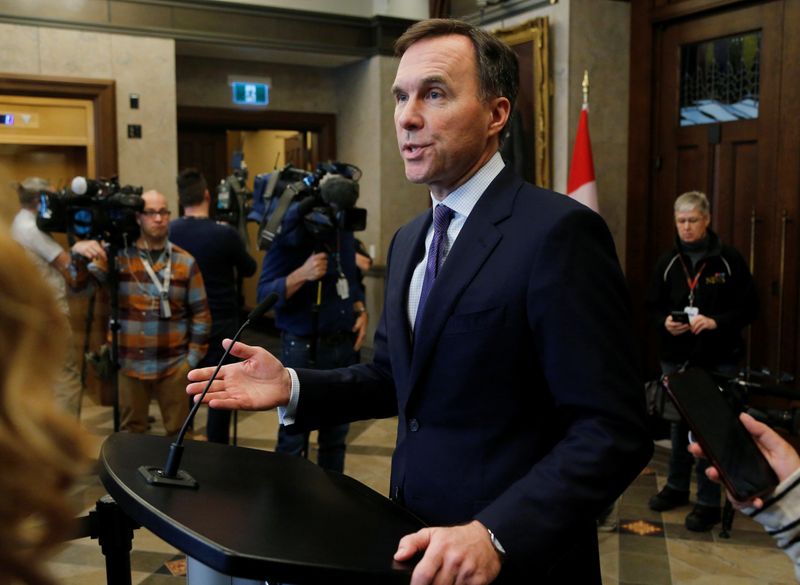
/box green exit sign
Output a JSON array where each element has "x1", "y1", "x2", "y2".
[{"x1": 232, "y1": 82, "x2": 269, "y2": 106}]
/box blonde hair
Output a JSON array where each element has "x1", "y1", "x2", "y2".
[{"x1": 0, "y1": 225, "x2": 90, "y2": 585}]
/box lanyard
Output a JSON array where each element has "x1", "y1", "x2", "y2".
[
  {"x1": 678, "y1": 255, "x2": 706, "y2": 307},
  {"x1": 140, "y1": 242, "x2": 172, "y2": 318}
]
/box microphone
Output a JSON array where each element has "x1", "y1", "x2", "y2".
[
  {"x1": 296, "y1": 195, "x2": 317, "y2": 217},
  {"x1": 320, "y1": 175, "x2": 359, "y2": 209},
  {"x1": 70, "y1": 176, "x2": 107, "y2": 197},
  {"x1": 138, "y1": 293, "x2": 279, "y2": 488}
]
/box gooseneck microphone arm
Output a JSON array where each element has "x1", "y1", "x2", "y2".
[{"x1": 139, "y1": 293, "x2": 279, "y2": 488}]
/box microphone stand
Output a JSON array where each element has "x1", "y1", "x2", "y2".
[
  {"x1": 107, "y1": 241, "x2": 122, "y2": 432},
  {"x1": 138, "y1": 293, "x2": 278, "y2": 488}
]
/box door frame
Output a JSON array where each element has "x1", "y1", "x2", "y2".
[
  {"x1": 177, "y1": 106, "x2": 336, "y2": 162},
  {"x1": 0, "y1": 74, "x2": 117, "y2": 177},
  {"x1": 625, "y1": 0, "x2": 791, "y2": 377}
]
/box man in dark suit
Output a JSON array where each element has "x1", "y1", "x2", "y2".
[{"x1": 187, "y1": 18, "x2": 652, "y2": 584}]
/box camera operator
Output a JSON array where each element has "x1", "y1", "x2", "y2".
[
  {"x1": 10, "y1": 177, "x2": 106, "y2": 418},
  {"x1": 646, "y1": 190, "x2": 757, "y2": 531},
  {"x1": 256, "y1": 176, "x2": 367, "y2": 473},
  {"x1": 170, "y1": 168, "x2": 257, "y2": 443},
  {"x1": 78, "y1": 190, "x2": 211, "y2": 436}
]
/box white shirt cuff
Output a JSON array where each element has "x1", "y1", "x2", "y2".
[{"x1": 277, "y1": 367, "x2": 300, "y2": 426}]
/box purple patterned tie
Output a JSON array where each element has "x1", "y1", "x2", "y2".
[{"x1": 415, "y1": 204, "x2": 455, "y2": 332}]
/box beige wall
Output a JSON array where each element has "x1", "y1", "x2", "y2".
[
  {"x1": 0, "y1": 23, "x2": 179, "y2": 209},
  {"x1": 176, "y1": 55, "x2": 337, "y2": 113},
  {"x1": 568, "y1": 0, "x2": 630, "y2": 266},
  {"x1": 334, "y1": 55, "x2": 428, "y2": 343}
]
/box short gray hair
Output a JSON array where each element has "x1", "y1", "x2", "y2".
[{"x1": 674, "y1": 190, "x2": 710, "y2": 215}]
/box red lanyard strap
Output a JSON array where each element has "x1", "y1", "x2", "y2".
[{"x1": 678, "y1": 256, "x2": 706, "y2": 305}]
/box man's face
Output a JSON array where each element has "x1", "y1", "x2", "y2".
[
  {"x1": 137, "y1": 191, "x2": 171, "y2": 242},
  {"x1": 675, "y1": 209, "x2": 710, "y2": 244},
  {"x1": 392, "y1": 34, "x2": 509, "y2": 200}
]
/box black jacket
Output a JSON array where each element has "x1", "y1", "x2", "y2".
[{"x1": 646, "y1": 229, "x2": 757, "y2": 367}]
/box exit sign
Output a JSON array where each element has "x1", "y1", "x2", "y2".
[{"x1": 232, "y1": 82, "x2": 269, "y2": 106}]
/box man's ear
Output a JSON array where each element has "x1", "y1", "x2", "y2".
[{"x1": 487, "y1": 96, "x2": 511, "y2": 139}]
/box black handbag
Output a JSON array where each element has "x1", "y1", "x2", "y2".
[{"x1": 645, "y1": 377, "x2": 681, "y2": 422}]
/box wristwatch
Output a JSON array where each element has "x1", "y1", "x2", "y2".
[{"x1": 487, "y1": 528, "x2": 506, "y2": 558}]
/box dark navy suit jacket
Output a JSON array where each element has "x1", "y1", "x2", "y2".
[{"x1": 293, "y1": 167, "x2": 652, "y2": 582}]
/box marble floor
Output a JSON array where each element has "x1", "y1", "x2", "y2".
[{"x1": 46, "y1": 328, "x2": 796, "y2": 584}]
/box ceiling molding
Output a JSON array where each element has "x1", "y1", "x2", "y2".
[{"x1": 0, "y1": 0, "x2": 415, "y2": 66}]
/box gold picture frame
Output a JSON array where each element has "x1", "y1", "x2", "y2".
[{"x1": 493, "y1": 17, "x2": 551, "y2": 189}]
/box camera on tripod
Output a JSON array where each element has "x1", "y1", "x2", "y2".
[
  {"x1": 215, "y1": 166, "x2": 249, "y2": 226},
  {"x1": 36, "y1": 176, "x2": 143, "y2": 247},
  {"x1": 257, "y1": 161, "x2": 366, "y2": 251}
]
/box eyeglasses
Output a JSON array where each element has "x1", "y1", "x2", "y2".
[{"x1": 141, "y1": 209, "x2": 172, "y2": 218}]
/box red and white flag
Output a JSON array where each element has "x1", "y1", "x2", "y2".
[{"x1": 567, "y1": 105, "x2": 599, "y2": 212}]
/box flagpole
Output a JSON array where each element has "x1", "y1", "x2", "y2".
[
  {"x1": 582, "y1": 69, "x2": 589, "y2": 108},
  {"x1": 567, "y1": 68, "x2": 599, "y2": 212}
]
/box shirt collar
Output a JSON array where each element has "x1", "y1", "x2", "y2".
[{"x1": 430, "y1": 151, "x2": 505, "y2": 219}]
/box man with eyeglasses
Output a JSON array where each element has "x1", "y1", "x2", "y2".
[{"x1": 80, "y1": 190, "x2": 211, "y2": 435}]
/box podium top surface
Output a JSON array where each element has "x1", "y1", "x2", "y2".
[{"x1": 100, "y1": 433, "x2": 423, "y2": 584}]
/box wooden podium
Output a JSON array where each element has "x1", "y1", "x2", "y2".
[{"x1": 99, "y1": 433, "x2": 423, "y2": 584}]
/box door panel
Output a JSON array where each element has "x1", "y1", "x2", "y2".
[{"x1": 651, "y1": 2, "x2": 784, "y2": 377}]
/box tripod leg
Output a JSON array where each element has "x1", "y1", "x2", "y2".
[
  {"x1": 90, "y1": 495, "x2": 139, "y2": 585},
  {"x1": 719, "y1": 499, "x2": 735, "y2": 539}
]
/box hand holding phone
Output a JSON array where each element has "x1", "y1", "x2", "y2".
[
  {"x1": 670, "y1": 310, "x2": 690, "y2": 324},
  {"x1": 664, "y1": 368, "x2": 778, "y2": 502}
]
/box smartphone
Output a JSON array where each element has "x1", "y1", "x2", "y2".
[
  {"x1": 670, "y1": 310, "x2": 690, "y2": 324},
  {"x1": 664, "y1": 368, "x2": 778, "y2": 501}
]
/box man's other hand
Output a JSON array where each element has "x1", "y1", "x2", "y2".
[{"x1": 394, "y1": 520, "x2": 502, "y2": 585}]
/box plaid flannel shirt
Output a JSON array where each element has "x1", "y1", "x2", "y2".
[{"x1": 86, "y1": 243, "x2": 210, "y2": 380}]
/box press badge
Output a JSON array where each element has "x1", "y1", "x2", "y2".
[
  {"x1": 684, "y1": 306, "x2": 699, "y2": 320},
  {"x1": 336, "y1": 276, "x2": 349, "y2": 300},
  {"x1": 160, "y1": 290, "x2": 172, "y2": 319}
]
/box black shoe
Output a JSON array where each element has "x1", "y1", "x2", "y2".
[
  {"x1": 648, "y1": 486, "x2": 690, "y2": 511},
  {"x1": 685, "y1": 504, "x2": 721, "y2": 532}
]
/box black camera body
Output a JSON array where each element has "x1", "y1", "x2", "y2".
[
  {"x1": 257, "y1": 161, "x2": 366, "y2": 251},
  {"x1": 37, "y1": 176, "x2": 143, "y2": 247},
  {"x1": 215, "y1": 167, "x2": 250, "y2": 226}
]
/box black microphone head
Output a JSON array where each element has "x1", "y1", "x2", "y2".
[
  {"x1": 248, "y1": 292, "x2": 279, "y2": 321},
  {"x1": 320, "y1": 175, "x2": 358, "y2": 209}
]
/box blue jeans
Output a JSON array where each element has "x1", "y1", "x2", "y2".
[
  {"x1": 277, "y1": 331, "x2": 357, "y2": 473},
  {"x1": 662, "y1": 361, "x2": 737, "y2": 507}
]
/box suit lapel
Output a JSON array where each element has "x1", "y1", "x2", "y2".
[{"x1": 405, "y1": 168, "x2": 521, "y2": 405}]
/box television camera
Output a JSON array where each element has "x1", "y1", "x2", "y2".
[
  {"x1": 36, "y1": 176, "x2": 143, "y2": 248},
  {"x1": 215, "y1": 166, "x2": 249, "y2": 227},
  {"x1": 257, "y1": 161, "x2": 366, "y2": 251}
]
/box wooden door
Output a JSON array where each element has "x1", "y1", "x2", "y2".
[
  {"x1": 650, "y1": 2, "x2": 786, "y2": 377},
  {"x1": 177, "y1": 128, "x2": 229, "y2": 195}
]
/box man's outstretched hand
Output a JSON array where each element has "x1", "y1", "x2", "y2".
[{"x1": 186, "y1": 340, "x2": 291, "y2": 411}]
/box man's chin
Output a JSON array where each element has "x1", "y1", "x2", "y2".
[{"x1": 403, "y1": 165, "x2": 430, "y2": 185}]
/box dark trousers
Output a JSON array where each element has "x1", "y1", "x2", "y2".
[
  {"x1": 277, "y1": 330, "x2": 357, "y2": 473},
  {"x1": 661, "y1": 361, "x2": 737, "y2": 507},
  {"x1": 201, "y1": 317, "x2": 238, "y2": 444}
]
